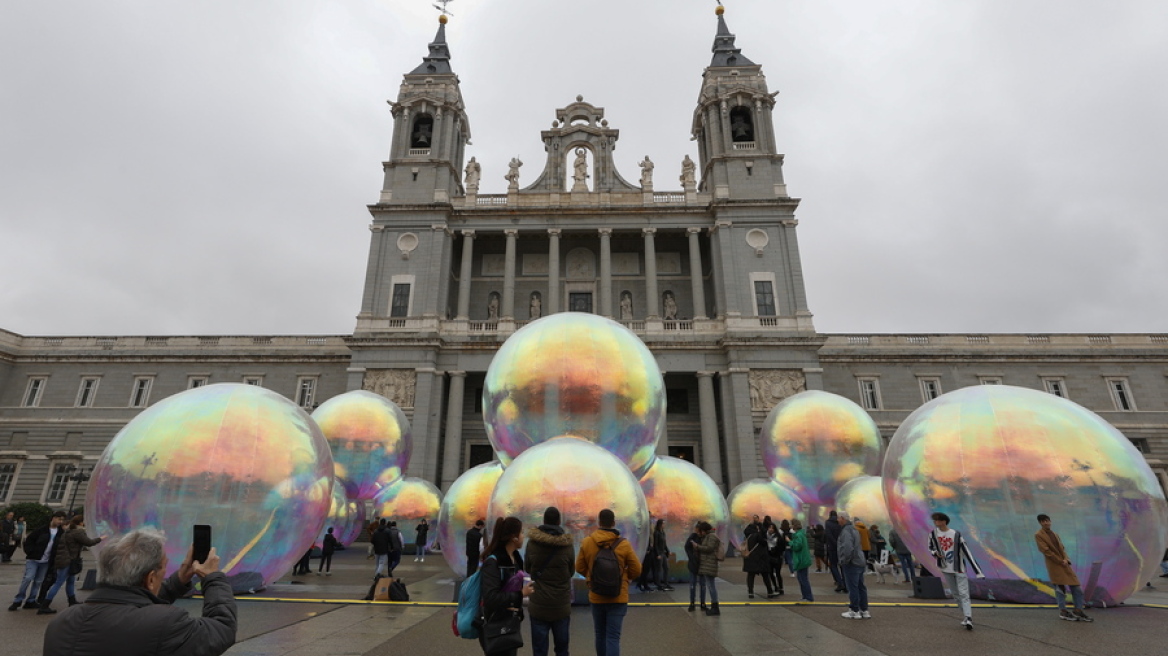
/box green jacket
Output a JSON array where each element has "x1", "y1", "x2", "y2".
[{"x1": 789, "y1": 529, "x2": 812, "y2": 571}]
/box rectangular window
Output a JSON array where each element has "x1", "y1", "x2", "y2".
[
  {"x1": 858, "y1": 378, "x2": 882, "y2": 410},
  {"x1": 130, "y1": 377, "x2": 153, "y2": 408},
  {"x1": 1043, "y1": 378, "x2": 1067, "y2": 398},
  {"x1": 1129, "y1": 437, "x2": 1151, "y2": 454},
  {"x1": 754, "y1": 281, "x2": 776, "y2": 317},
  {"x1": 243, "y1": 376, "x2": 263, "y2": 386},
  {"x1": 75, "y1": 377, "x2": 100, "y2": 407},
  {"x1": 296, "y1": 377, "x2": 317, "y2": 409},
  {"x1": 979, "y1": 377, "x2": 1003, "y2": 385},
  {"x1": 0, "y1": 463, "x2": 17, "y2": 502},
  {"x1": 23, "y1": 377, "x2": 47, "y2": 407},
  {"x1": 1108, "y1": 378, "x2": 1135, "y2": 411},
  {"x1": 919, "y1": 378, "x2": 942, "y2": 402},
  {"x1": 188, "y1": 376, "x2": 209, "y2": 389},
  {"x1": 46, "y1": 464, "x2": 73, "y2": 504},
  {"x1": 390, "y1": 283, "x2": 412, "y2": 318}
]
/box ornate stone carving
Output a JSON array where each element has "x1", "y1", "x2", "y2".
[
  {"x1": 748, "y1": 369, "x2": 806, "y2": 411},
  {"x1": 464, "y1": 156, "x2": 480, "y2": 191},
  {"x1": 639, "y1": 156, "x2": 654, "y2": 187},
  {"x1": 504, "y1": 157, "x2": 523, "y2": 190},
  {"x1": 363, "y1": 369, "x2": 417, "y2": 408}
]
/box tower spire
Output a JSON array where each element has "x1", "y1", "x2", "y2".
[
  {"x1": 711, "y1": 4, "x2": 755, "y2": 67},
  {"x1": 410, "y1": 14, "x2": 453, "y2": 75}
]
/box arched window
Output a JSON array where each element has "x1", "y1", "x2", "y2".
[
  {"x1": 411, "y1": 114, "x2": 434, "y2": 149},
  {"x1": 729, "y1": 106, "x2": 755, "y2": 143}
]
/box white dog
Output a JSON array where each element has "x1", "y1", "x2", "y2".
[{"x1": 869, "y1": 551, "x2": 901, "y2": 584}]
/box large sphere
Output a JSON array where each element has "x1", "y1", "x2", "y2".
[
  {"x1": 835, "y1": 476, "x2": 892, "y2": 535},
  {"x1": 761, "y1": 390, "x2": 883, "y2": 506},
  {"x1": 638, "y1": 456, "x2": 729, "y2": 580},
  {"x1": 336, "y1": 499, "x2": 367, "y2": 547},
  {"x1": 311, "y1": 390, "x2": 412, "y2": 500},
  {"x1": 884, "y1": 385, "x2": 1168, "y2": 605},
  {"x1": 317, "y1": 480, "x2": 352, "y2": 545},
  {"x1": 488, "y1": 437, "x2": 650, "y2": 557},
  {"x1": 437, "y1": 461, "x2": 505, "y2": 578},
  {"x1": 371, "y1": 477, "x2": 442, "y2": 551},
  {"x1": 86, "y1": 383, "x2": 333, "y2": 591},
  {"x1": 483, "y1": 313, "x2": 665, "y2": 477},
  {"x1": 725, "y1": 479, "x2": 805, "y2": 551}
]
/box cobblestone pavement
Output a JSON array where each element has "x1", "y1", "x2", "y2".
[{"x1": 3, "y1": 549, "x2": 1166, "y2": 655}]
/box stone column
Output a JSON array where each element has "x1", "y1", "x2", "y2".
[
  {"x1": 455, "y1": 230, "x2": 475, "y2": 320},
  {"x1": 687, "y1": 227, "x2": 708, "y2": 320},
  {"x1": 547, "y1": 229, "x2": 561, "y2": 314},
  {"x1": 712, "y1": 222, "x2": 739, "y2": 316},
  {"x1": 697, "y1": 372, "x2": 724, "y2": 489},
  {"x1": 410, "y1": 368, "x2": 436, "y2": 478},
  {"x1": 599, "y1": 228, "x2": 613, "y2": 317},
  {"x1": 440, "y1": 371, "x2": 467, "y2": 489},
  {"x1": 727, "y1": 368, "x2": 756, "y2": 484},
  {"x1": 643, "y1": 228, "x2": 659, "y2": 318},
  {"x1": 503, "y1": 229, "x2": 518, "y2": 320}
]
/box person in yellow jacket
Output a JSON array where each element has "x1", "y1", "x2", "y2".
[{"x1": 576, "y1": 509, "x2": 641, "y2": 656}]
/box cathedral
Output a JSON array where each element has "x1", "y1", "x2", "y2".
[{"x1": 2, "y1": 8, "x2": 1166, "y2": 508}]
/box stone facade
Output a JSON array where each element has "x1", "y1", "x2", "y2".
[{"x1": 1, "y1": 14, "x2": 1166, "y2": 509}]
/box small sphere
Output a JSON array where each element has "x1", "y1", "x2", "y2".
[
  {"x1": 725, "y1": 479, "x2": 804, "y2": 551},
  {"x1": 312, "y1": 390, "x2": 412, "y2": 500},
  {"x1": 639, "y1": 456, "x2": 729, "y2": 580},
  {"x1": 437, "y1": 461, "x2": 505, "y2": 578},
  {"x1": 371, "y1": 477, "x2": 443, "y2": 551}
]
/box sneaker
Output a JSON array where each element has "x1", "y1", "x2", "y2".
[
  {"x1": 7, "y1": 603, "x2": 19, "y2": 611},
  {"x1": 841, "y1": 610, "x2": 862, "y2": 619},
  {"x1": 799, "y1": 598, "x2": 814, "y2": 603},
  {"x1": 748, "y1": 593, "x2": 755, "y2": 599},
  {"x1": 1059, "y1": 610, "x2": 1078, "y2": 622},
  {"x1": 962, "y1": 617, "x2": 973, "y2": 630},
  {"x1": 861, "y1": 611, "x2": 872, "y2": 619},
  {"x1": 1073, "y1": 610, "x2": 1094, "y2": 623},
  {"x1": 22, "y1": 602, "x2": 38, "y2": 610}
]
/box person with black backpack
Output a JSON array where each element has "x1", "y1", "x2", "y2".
[{"x1": 576, "y1": 509, "x2": 641, "y2": 656}]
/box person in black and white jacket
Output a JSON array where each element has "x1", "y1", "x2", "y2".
[{"x1": 927, "y1": 512, "x2": 985, "y2": 631}]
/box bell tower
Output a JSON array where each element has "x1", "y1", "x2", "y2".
[
  {"x1": 692, "y1": 5, "x2": 788, "y2": 201},
  {"x1": 378, "y1": 14, "x2": 471, "y2": 205}
]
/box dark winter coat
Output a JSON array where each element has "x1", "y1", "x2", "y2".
[
  {"x1": 684, "y1": 531, "x2": 702, "y2": 575},
  {"x1": 321, "y1": 532, "x2": 337, "y2": 556},
  {"x1": 480, "y1": 547, "x2": 524, "y2": 622},
  {"x1": 466, "y1": 526, "x2": 482, "y2": 562},
  {"x1": 415, "y1": 522, "x2": 429, "y2": 546},
  {"x1": 22, "y1": 525, "x2": 59, "y2": 561},
  {"x1": 54, "y1": 527, "x2": 102, "y2": 571},
  {"x1": 741, "y1": 531, "x2": 770, "y2": 574},
  {"x1": 694, "y1": 532, "x2": 721, "y2": 577},
  {"x1": 43, "y1": 571, "x2": 237, "y2": 656},
  {"x1": 371, "y1": 528, "x2": 392, "y2": 556},
  {"x1": 524, "y1": 525, "x2": 575, "y2": 622},
  {"x1": 888, "y1": 529, "x2": 911, "y2": 556},
  {"x1": 823, "y1": 518, "x2": 843, "y2": 557}
]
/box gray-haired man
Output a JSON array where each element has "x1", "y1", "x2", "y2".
[{"x1": 44, "y1": 528, "x2": 237, "y2": 656}]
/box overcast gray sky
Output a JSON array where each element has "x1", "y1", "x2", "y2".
[{"x1": 3, "y1": 1, "x2": 1166, "y2": 337}]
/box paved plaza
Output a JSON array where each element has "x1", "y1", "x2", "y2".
[{"x1": 3, "y1": 549, "x2": 1165, "y2": 655}]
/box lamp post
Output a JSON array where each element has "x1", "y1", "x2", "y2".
[{"x1": 66, "y1": 465, "x2": 92, "y2": 517}]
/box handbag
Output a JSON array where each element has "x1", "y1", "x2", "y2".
[
  {"x1": 482, "y1": 608, "x2": 523, "y2": 655},
  {"x1": 69, "y1": 557, "x2": 83, "y2": 576}
]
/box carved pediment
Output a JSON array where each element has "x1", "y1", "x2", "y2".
[
  {"x1": 749, "y1": 369, "x2": 806, "y2": 411},
  {"x1": 363, "y1": 369, "x2": 417, "y2": 408}
]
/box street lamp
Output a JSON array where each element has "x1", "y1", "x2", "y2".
[{"x1": 66, "y1": 465, "x2": 92, "y2": 517}]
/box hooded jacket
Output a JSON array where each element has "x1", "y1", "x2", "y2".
[
  {"x1": 575, "y1": 528, "x2": 640, "y2": 604},
  {"x1": 693, "y1": 531, "x2": 721, "y2": 577},
  {"x1": 836, "y1": 520, "x2": 865, "y2": 568},
  {"x1": 54, "y1": 527, "x2": 102, "y2": 571},
  {"x1": 789, "y1": 529, "x2": 812, "y2": 571},
  {"x1": 43, "y1": 571, "x2": 237, "y2": 656},
  {"x1": 854, "y1": 520, "x2": 871, "y2": 551},
  {"x1": 524, "y1": 525, "x2": 575, "y2": 621}
]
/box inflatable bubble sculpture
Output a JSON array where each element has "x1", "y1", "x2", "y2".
[
  {"x1": 760, "y1": 390, "x2": 882, "y2": 507},
  {"x1": 437, "y1": 461, "x2": 505, "y2": 578},
  {"x1": 86, "y1": 383, "x2": 333, "y2": 592},
  {"x1": 371, "y1": 476, "x2": 443, "y2": 551},
  {"x1": 883, "y1": 385, "x2": 1168, "y2": 605},
  {"x1": 834, "y1": 475, "x2": 891, "y2": 536},
  {"x1": 638, "y1": 455, "x2": 729, "y2": 579},
  {"x1": 311, "y1": 390, "x2": 412, "y2": 500},
  {"x1": 725, "y1": 479, "x2": 806, "y2": 551}
]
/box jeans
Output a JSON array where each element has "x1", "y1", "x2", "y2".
[
  {"x1": 795, "y1": 568, "x2": 813, "y2": 601},
  {"x1": 689, "y1": 570, "x2": 700, "y2": 603},
  {"x1": 13, "y1": 561, "x2": 50, "y2": 604},
  {"x1": 374, "y1": 554, "x2": 388, "y2": 577},
  {"x1": 654, "y1": 554, "x2": 669, "y2": 586},
  {"x1": 44, "y1": 566, "x2": 75, "y2": 602},
  {"x1": 842, "y1": 563, "x2": 868, "y2": 612},
  {"x1": 1054, "y1": 584, "x2": 1085, "y2": 612},
  {"x1": 897, "y1": 553, "x2": 915, "y2": 583},
  {"x1": 827, "y1": 553, "x2": 844, "y2": 589},
  {"x1": 942, "y1": 571, "x2": 972, "y2": 618},
  {"x1": 530, "y1": 616, "x2": 570, "y2": 656},
  {"x1": 318, "y1": 552, "x2": 332, "y2": 572},
  {"x1": 590, "y1": 603, "x2": 627, "y2": 656},
  {"x1": 389, "y1": 552, "x2": 402, "y2": 573},
  {"x1": 699, "y1": 575, "x2": 719, "y2": 604}
]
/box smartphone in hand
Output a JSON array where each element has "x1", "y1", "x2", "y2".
[{"x1": 192, "y1": 525, "x2": 212, "y2": 564}]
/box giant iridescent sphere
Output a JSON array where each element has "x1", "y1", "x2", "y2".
[
  {"x1": 483, "y1": 313, "x2": 665, "y2": 477},
  {"x1": 835, "y1": 476, "x2": 891, "y2": 535},
  {"x1": 86, "y1": 383, "x2": 333, "y2": 591},
  {"x1": 725, "y1": 479, "x2": 805, "y2": 551},
  {"x1": 371, "y1": 477, "x2": 442, "y2": 551},
  {"x1": 317, "y1": 480, "x2": 352, "y2": 545},
  {"x1": 638, "y1": 455, "x2": 729, "y2": 580},
  {"x1": 761, "y1": 390, "x2": 883, "y2": 506},
  {"x1": 884, "y1": 385, "x2": 1168, "y2": 605},
  {"x1": 437, "y1": 461, "x2": 505, "y2": 578},
  {"x1": 488, "y1": 437, "x2": 650, "y2": 557},
  {"x1": 337, "y1": 498, "x2": 367, "y2": 547},
  {"x1": 311, "y1": 390, "x2": 412, "y2": 500}
]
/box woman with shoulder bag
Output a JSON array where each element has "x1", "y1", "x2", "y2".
[
  {"x1": 40, "y1": 514, "x2": 102, "y2": 613},
  {"x1": 479, "y1": 517, "x2": 534, "y2": 656}
]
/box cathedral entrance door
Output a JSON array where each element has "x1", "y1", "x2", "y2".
[{"x1": 569, "y1": 292, "x2": 593, "y2": 313}]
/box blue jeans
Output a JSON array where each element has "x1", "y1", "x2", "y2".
[
  {"x1": 897, "y1": 553, "x2": 915, "y2": 583},
  {"x1": 1055, "y1": 584, "x2": 1085, "y2": 612},
  {"x1": 44, "y1": 566, "x2": 75, "y2": 602},
  {"x1": 699, "y1": 575, "x2": 719, "y2": 604},
  {"x1": 374, "y1": 554, "x2": 388, "y2": 576},
  {"x1": 795, "y1": 568, "x2": 813, "y2": 601},
  {"x1": 590, "y1": 603, "x2": 627, "y2": 656},
  {"x1": 689, "y1": 570, "x2": 701, "y2": 603},
  {"x1": 13, "y1": 560, "x2": 50, "y2": 604},
  {"x1": 842, "y1": 563, "x2": 868, "y2": 612},
  {"x1": 530, "y1": 616, "x2": 570, "y2": 656}
]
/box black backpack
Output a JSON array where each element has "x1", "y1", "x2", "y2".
[
  {"x1": 389, "y1": 578, "x2": 410, "y2": 602},
  {"x1": 589, "y1": 537, "x2": 624, "y2": 597}
]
